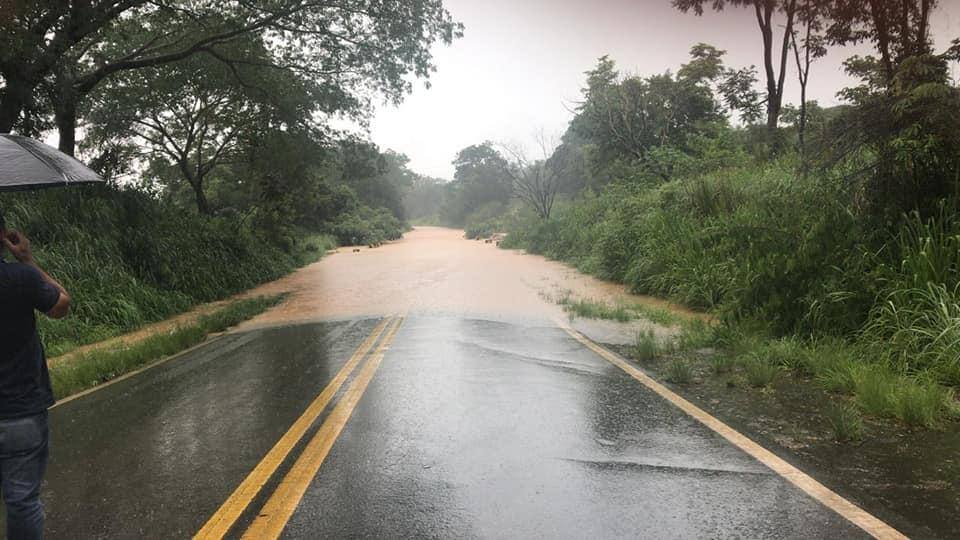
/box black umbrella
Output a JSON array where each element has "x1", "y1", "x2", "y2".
[{"x1": 0, "y1": 134, "x2": 105, "y2": 192}]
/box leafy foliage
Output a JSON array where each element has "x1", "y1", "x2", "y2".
[{"x1": 2, "y1": 186, "x2": 315, "y2": 356}]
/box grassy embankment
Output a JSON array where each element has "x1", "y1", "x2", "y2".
[
  {"x1": 1, "y1": 186, "x2": 340, "y2": 359},
  {"x1": 51, "y1": 295, "x2": 284, "y2": 399},
  {"x1": 498, "y1": 159, "x2": 960, "y2": 433}
]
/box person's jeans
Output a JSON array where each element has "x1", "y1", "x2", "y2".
[{"x1": 0, "y1": 411, "x2": 48, "y2": 540}]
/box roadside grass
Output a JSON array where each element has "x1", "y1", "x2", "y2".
[
  {"x1": 854, "y1": 369, "x2": 898, "y2": 418},
  {"x1": 633, "y1": 329, "x2": 678, "y2": 361},
  {"x1": 563, "y1": 298, "x2": 633, "y2": 322},
  {"x1": 710, "y1": 355, "x2": 735, "y2": 374},
  {"x1": 816, "y1": 359, "x2": 861, "y2": 395},
  {"x1": 626, "y1": 303, "x2": 683, "y2": 326},
  {"x1": 665, "y1": 358, "x2": 693, "y2": 384},
  {"x1": 677, "y1": 318, "x2": 714, "y2": 350},
  {"x1": 826, "y1": 403, "x2": 864, "y2": 442},
  {"x1": 560, "y1": 289, "x2": 958, "y2": 431},
  {"x1": 298, "y1": 233, "x2": 338, "y2": 263},
  {"x1": 633, "y1": 330, "x2": 660, "y2": 361},
  {"x1": 41, "y1": 232, "x2": 334, "y2": 360},
  {"x1": 741, "y1": 353, "x2": 780, "y2": 388},
  {"x1": 894, "y1": 378, "x2": 954, "y2": 428},
  {"x1": 50, "y1": 295, "x2": 285, "y2": 399},
  {"x1": 554, "y1": 293, "x2": 684, "y2": 326},
  {"x1": 703, "y1": 322, "x2": 958, "y2": 429}
]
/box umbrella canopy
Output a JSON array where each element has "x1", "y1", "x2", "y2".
[{"x1": 0, "y1": 134, "x2": 105, "y2": 192}]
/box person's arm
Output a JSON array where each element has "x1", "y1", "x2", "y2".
[{"x1": 2, "y1": 231, "x2": 71, "y2": 319}]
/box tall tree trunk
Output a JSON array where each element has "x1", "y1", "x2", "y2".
[
  {"x1": 798, "y1": 77, "x2": 807, "y2": 154},
  {"x1": 776, "y1": 0, "x2": 797, "y2": 115},
  {"x1": 916, "y1": 0, "x2": 933, "y2": 56},
  {"x1": 753, "y1": 0, "x2": 797, "y2": 151},
  {"x1": 0, "y1": 79, "x2": 31, "y2": 133},
  {"x1": 791, "y1": 12, "x2": 813, "y2": 159},
  {"x1": 756, "y1": 3, "x2": 779, "y2": 136},
  {"x1": 868, "y1": 0, "x2": 895, "y2": 83},
  {"x1": 55, "y1": 98, "x2": 78, "y2": 156},
  {"x1": 193, "y1": 182, "x2": 211, "y2": 215},
  {"x1": 178, "y1": 159, "x2": 211, "y2": 214}
]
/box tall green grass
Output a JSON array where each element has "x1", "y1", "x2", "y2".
[
  {"x1": 826, "y1": 403, "x2": 864, "y2": 442},
  {"x1": 505, "y1": 162, "x2": 869, "y2": 334},
  {"x1": 506, "y1": 159, "x2": 960, "y2": 391},
  {"x1": 859, "y1": 209, "x2": 960, "y2": 384},
  {"x1": 2, "y1": 187, "x2": 331, "y2": 357}
]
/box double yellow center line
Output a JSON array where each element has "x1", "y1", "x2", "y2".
[{"x1": 196, "y1": 316, "x2": 404, "y2": 540}]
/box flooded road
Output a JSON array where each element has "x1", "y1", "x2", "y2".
[
  {"x1": 240, "y1": 226, "x2": 702, "y2": 334},
  {"x1": 39, "y1": 228, "x2": 891, "y2": 538}
]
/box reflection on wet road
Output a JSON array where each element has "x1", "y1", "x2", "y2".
[{"x1": 41, "y1": 315, "x2": 871, "y2": 538}]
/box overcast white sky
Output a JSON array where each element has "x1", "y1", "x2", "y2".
[{"x1": 365, "y1": 0, "x2": 960, "y2": 180}]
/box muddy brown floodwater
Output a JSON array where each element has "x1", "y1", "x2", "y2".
[{"x1": 238, "y1": 226, "x2": 697, "y2": 341}]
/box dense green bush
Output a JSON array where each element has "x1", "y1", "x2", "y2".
[
  {"x1": 1, "y1": 186, "x2": 324, "y2": 355},
  {"x1": 328, "y1": 205, "x2": 405, "y2": 245},
  {"x1": 462, "y1": 201, "x2": 509, "y2": 239},
  {"x1": 505, "y1": 161, "x2": 874, "y2": 334}
]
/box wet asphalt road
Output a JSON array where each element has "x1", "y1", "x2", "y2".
[{"x1": 39, "y1": 316, "x2": 867, "y2": 539}]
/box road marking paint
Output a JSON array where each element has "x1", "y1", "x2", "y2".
[
  {"x1": 240, "y1": 317, "x2": 404, "y2": 540},
  {"x1": 195, "y1": 317, "x2": 393, "y2": 540},
  {"x1": 560, "y1": 324, "x2": 908, "y2": 540}
]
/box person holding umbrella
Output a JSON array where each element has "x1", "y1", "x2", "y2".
[
  {"x1": 0, "y1": 133, "x2": 101, "y2": 538},
  {"x1": 0, "y1": 209, "x2": 70, "y2": 538}
]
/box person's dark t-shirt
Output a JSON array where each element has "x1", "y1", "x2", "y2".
[{"x1": 0, "y1": 258, "x2": 59, "y2": 418}]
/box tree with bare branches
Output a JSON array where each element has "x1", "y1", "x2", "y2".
[{"x1": 500, "y1": 132, "x2": 561, "y2": 220}]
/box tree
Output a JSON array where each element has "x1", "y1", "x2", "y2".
[
  {"x1": 823, "y1": 0, "x2": 936, "y2": 85},
  {"x1": 403, "y1": 176, "x2": 447, "y2": 222},
  {"x1": 501, "y1": 132, "x2": 562, "y2": 220},
  {"x1": 682, "y1": 43, "x2": 764, "y2": 123},
  {"x1": 84, "y1": 51, "x2": 297, "y2": 213},
  {"x1": 438, "y1": 142, "x2": 514, "y2": 226},
  {"x1": 789, "y1": 1, "x2": 828, "y2": 154},
  {"x1": 571, "y1": 51, "x2": 749, "y2": 173},
  {"x1": 452, "y1": 143, "x2": 513, "y2": 205},
  {"x1": 231, "y1": 126, "x2": 333, "y2": 236},
  {"x1": 336, "y1": 138, "x2": 407, "y2": 221},
  {"x1": 816, "y1": 0, "x2": 958, "y2": 218},
  {"x1": 673, "y1": 0, "x2": 800, "y2": 142},
  {"x1": 825, "y1": 43, "x2": 960, "y2": 217},
  {"x1": 0, "y1": 0, "x2": 462, "y2": 154}
]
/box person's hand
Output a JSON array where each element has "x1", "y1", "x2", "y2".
[{"x1": 2, "y1": 231, "x2": 34, "y2": 264}]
